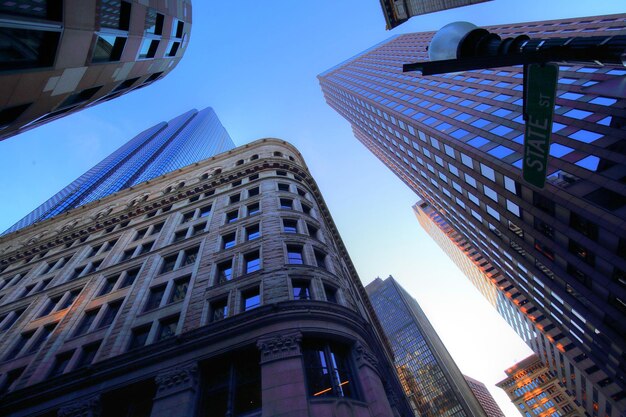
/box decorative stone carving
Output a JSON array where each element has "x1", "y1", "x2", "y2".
[
  {"x1": 257, "y1": 331, "x2": 303, "y2": 364},
  {"x1": 155, "y1": 363, "x2": 198, "y2": 398},
  {"x1": 354, "y1": 342, "x2": 379, "y2": 370},
  {"x1": 57, "y1": 395, "x2": 101, "y2": 417}
]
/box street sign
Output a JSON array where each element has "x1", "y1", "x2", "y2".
[{"x1": 523, "y1": 63, "x2": 558, "y2": 188}]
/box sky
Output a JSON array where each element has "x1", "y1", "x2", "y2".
[{"x1": 1, "y1": 1, "x2": 624, "y2": 415}]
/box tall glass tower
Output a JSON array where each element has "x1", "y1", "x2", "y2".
[
  {"x1": 366, "y1": 276, "x2": 489, "y2": 417},
  {"x1": 4, "y1": 107, "x2": 234, "y2": 235},
  {"x1": 320, "y1": 13, "x2": 626, "y2": 417}
]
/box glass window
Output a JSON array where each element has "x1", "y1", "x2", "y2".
[
  {"x1": 223, "y1": 232, "x2": 236, "y2": 250},
  {"x1": 217, "y1": 261, "x2": 233, "y2": 283},
  {"x1": 280, "y1": 198, "x2": 293, "y2": 209},
  {"x1": 575, "y1": 155, "x2": 600, "y2": 171},
  {"x1": 229, "y1": 194, "x2": 240, "y2": 204},
  {"x1": 210, "y1": 298, "x2": 228, "y2": 322},
  {"x1": 199, "y1": 205, "x2": 212, "y2": 218},
  {"x1": 464, "y1": 173, "x2": 477, "y2": 188},
  {"x1": 119, "y1": 268, "x2": 139, "y2": 288},
  {"x1": 488, "y1": 145, "x2": 515, "y2": 158},
  {"x1": 461, "y1": 153, "x2": 473, "y2": 168},
  {"x1": 484, "y1": 185, "x2": 498, "y2": 201},
  {"x1": 287, "y1": 245, "x2": 304, "y2": 264},
  {"x1": 74, "y1": 309, "x2": 99, "y2": 336},
  {"x1": 292, "y1": 280, "x2": 311, "y2": 300},
  {"x1": 97, "y1": 301, "x2": 121, "y2": 328},
  {"x1": 507, "y1": 200, "x2": 521, "y2": 217},
  {"x1": 467, "y1": 136, "x2": 490, "y2": 148},
  {"x1": 144, "y1": 8, "x2": 164, "y2": 35},
  {"x1": 550, "y1": 143, "x2": 574, "y2": 157},
  {"x1": 314, "y1": 250, "x2": 327, "y2": 270},
  {"x1": 138, "y1": 38, "x2": 159, "y2": 59},
  {"x1": 246, "y1": 224, "x2": 260, "y2": 240},
  {"x1": 129, "y1": 325, "x2": 151, "y2": 350},
  {"x1": 157, "y1": 315, "x2": 179, "y2": 340},
  {"x1": 303, "y1": 341, "x2": 356, "y2": 399},
  {"x1": 226, "y1": 210, "x2": 239, "y2": 223},
  {"x1": 0, "y1": 28, "x2": 61, "y2": 70},
  {"x1": 247, "y1": 202, "x2": 260, "y2": 215},
  {"x1": 242, "y1": 288, "x2": 261, "y2": 311},
  {"x1": 92, "y1": 35, "x2": 126, "y2": 62},
  {"x1": 75, "y1": 342, "x2": 101, "y2": 369},
  {"x1": 283, "y1": 219, "x2": 298, "y2": 233},
  {"x1": 244, "y1": 251, "x2": 261, "y2": 273},
  {"x1": 160, "y1": 255, "x2": 178, "y2": 274},
  {"x1": 278, "y1": 183, "x2": 290, "y2": 192},
  {"x1": 169, "y1": 277, "x2": 189, "y2": 303}
]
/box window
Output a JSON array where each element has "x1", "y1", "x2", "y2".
[
  {"x1": 324, "y1": 285, "x2": 338, "y2": 303},
  {"x1": 181, "y1": 246, "x2": 199, "y2": 267},
  {"x1": 74, "y1": 309, "x2": 99, "y2": 336},
  {"x1": 169, "y1": 277, "x2": 190, "y2": 303},
  {"x1": 39, "y1": 295, "x2": 62, "y2": 317},
  {"x1": 247, "y1": 202, "x2": 260, "y2": 216},
  {"x1": 129, "y1": 325, "x2": 151, "y2": 350},
  {"x1": 192, "y1": 223, "x2": 206, "y2": 236},
  {"x1": 278, "y1": 183, "x2": 290, "y2": 192},
  {"x1": 200, "y1": 350, "x2": 261, "y2": 416},
  {"x1": 307, "y1": 223, "x2": 319, "y2": 239},
  {"x1": 48, "y1": 350, "x2": 75, "y2": 377},
  {"x1": 0, "y1": 367, "x2": 24, "y2": 395},
  {"x1": 303, "y1": 341, "x2": 356, "y2": 398},
  {"x1": 119, "y1": 267, "x2": 139, "y2": 288},
  {"x1": 302, "y1": 204, "x2": 312, "y2": 215},
  {"x1": 248, "y1": 187, "x2": 259, "y2": 197},
  {"x1": 287, "y1": 245, "x2": 304, "y2": 264},
  {"x1": 138, "y1": 38, "x2": 159, "y2": 59},
  {"x1": 314, "y1": 250, "x2": 327, "y2": 270},
  {"x1": 244, "y1": 251, "x2": 261, "y2": 273},
  {"x1": 534, "y1": 192, "x2": 555, "y2": 215},
  {"x1": 199, "y1": 205, "x2": 212, "y2": 218},
  {"x1": 242, "y1": 288, "x2": 261, "y2": 311},
  {"x1": 1, "y1": 27, "x2": 61, "y2": 71},
  {"x1": 292, "y1": 280, "x2": 311, "y2": 300},
  {"x1": 280, "y1": 198, "x2": 293, "y2": 209},
  {"x1": 217, "y1": 261, "x2": 233, "y2": 283},
  {"x1": 58, "y1": 290, "x2": 80, "y2": 310},
  {"x1": 226, "y1": 210, "x2": 239, "y2": 223},
  {"x1": 246, "y1": 224, "x2": 260, "y2": 240},
  {"x1": 569, "y1": 240, "x2": 594, "y2": 266},
  {"x1": 297, "y1": 188, "x2": 307, "y2": 197},
  {"x1": 160, "y1": 255, "x2": 178, "y2": 274},
  {"x1": 26, "y1": 323, "x2": 56, "y2": 354},
  {"x1": 570, "y1": 212, "x2": 598, "y2": 240},
  {"x1": 229, "y1": 194, "x2": 240, "y2": 204},
  {"x1": 210, "y1": 298, "x2": 228, "y2": 322},
  {"x1": 144, "y1": 285, "x2": 165, "y2": 311},
  {"x1": 223, "y1": 232, "x2": 236, "y2": 250},
  {"x1": 92, "y1": 35, "x2": 126, "y2": 62},
  {"x1": 173, "y1": 230, "x2": 187, "y2": 243},
  {"x1": 75, "y1": 341, "x2": 101, "y2": 369},
  {"x1": 182, "y1": 211, "x2": 195, "y2": 223},
  {"x1": 120, "y1": 248, "x2": 135, "y2": 262},
  {"x1": 283, "y1": 219, "x2": 298, "y2": 233},
  {"x1": 157, "y1": 315, "x2": 179, "y2": 340},
  {"x1": 97, "y1": 301, "x2": 122, "y2": 328},
  {"x1": 145, "y1": 8, "x2": 164, "y2": 35}
]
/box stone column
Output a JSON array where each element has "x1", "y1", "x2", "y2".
[
  {"x1": 57, "y1": 396, "x2": 101, "y2": 417},
  {"x1": 354, "y1": 342, "x2": 395, "y2": 417},
  {"x1": 150, "y1": 362, "x2": 198, "y2": 417},
  {"x1": 257, "y1": 331, "x2": 309, "y2": 417}
]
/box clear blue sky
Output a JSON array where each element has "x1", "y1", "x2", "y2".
[{"x1": 1, "y1": 1, "x2": 623, "y2": 415}]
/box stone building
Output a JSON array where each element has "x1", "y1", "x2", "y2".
[
  {"x1": 464, "y1": 375, "x2": 505, "y2": 417},
  {"x1": 0, "y1": 139, "x2": 410, "y2": 416},
  {"x1": 0, "y1": 0, "x2": 192, "y2": 140}
]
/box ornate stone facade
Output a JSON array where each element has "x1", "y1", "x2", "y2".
[{"x1": 0, "y1": 139, "x2": 411, "y2": 417}]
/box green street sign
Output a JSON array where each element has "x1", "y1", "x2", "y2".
[{"x1": 523, "y1": 63, "x2": 559, "y2": 188}]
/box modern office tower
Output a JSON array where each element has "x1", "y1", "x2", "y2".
[
  {"x1": 0, "y1": 139, "x2": 411, "y2": 417},
  {"x1": 365, "y1": 276, "x2": 488, "y2": 417},
  {"x1": 319, "y1": 13, "x2": 626, "y2": 417},
  {"x1": 378, "y1": 0, "x2": 492, "y2": 29},
  {"x1": 3, "y1": 107, "x2": 233, "y2": 236},
  {"x1": 497, "y1": 355, "x2": 587, "y2": 417},
  {"x1": 0, "y1": 0, "x2": 191, "y2": 140},
  {"x1": 464, "y1": 375, "x2": 506, "y2": 417}
]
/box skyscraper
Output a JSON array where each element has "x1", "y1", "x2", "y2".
[
  {"x1": 0, "y1": 0, "x2": 192, "y2": 140},
  {"x1": 366, "y1": 276, "x2": 488, "y2": 417},
  {"x1": 378, "y1": 0, "x2": 492, "y2": 29},
  {"x1": 319, "y1": 13, "x2": 626, "y2": 417},
  {"x1": 464, "y1": 375, "x2": 506, "y2": 417},
  {"x1": 4, "y1": 107, "x2": 234, "y2": 235},
  {"x1": 497, "y1": 355, "x2": 587, "y2": 417},
  {"x1": 0, "y1": 138, "x2": 411, "y2": 417}
]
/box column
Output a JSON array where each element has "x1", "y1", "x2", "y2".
[{"x1": 150, "y1": 362, "x2": 198, "y2": 417}]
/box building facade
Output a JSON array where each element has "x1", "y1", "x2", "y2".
[
  {"x1": 0, "y1": 0, "x2": 192, "y2": 140},
  {"x1": 464, "y1": 375, "x2": 506, "y2": 417},
  {"x1": 319, "y1": 13, "x2": 626, "y2": 417},
  {"x1": 3, "y1": 107, "x2": 233, "y2": 235},
  {"x1": 497, "y1": 355, "x2": 587, "y2": 417},
  {"x1": 378, "y1": 0, "x2": 492, "y2": 29},
  {"x1": 365, "y1": 276, "x2": 488, "y2": 417},
  {"x1": 0, "y1": 138, "x2": 411, "y2": 417}
]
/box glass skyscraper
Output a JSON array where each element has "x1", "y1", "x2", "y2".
[
  {"x1": 4, "y1": 107, "x2": 234, "y2": 235},
  {"x1": 366, "y1": 276, "x2": 489, "y2": 417},
  {"x1": 320, "y1": 13, "x2": 626, "y2": 417}
]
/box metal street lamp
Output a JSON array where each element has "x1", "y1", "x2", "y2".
[
  {"x1": 402, "y1": 22, "x2": 626, "y2": 188},
  {"x1": 404, "y1": 21, "x2": 626, "y2": 75}
]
